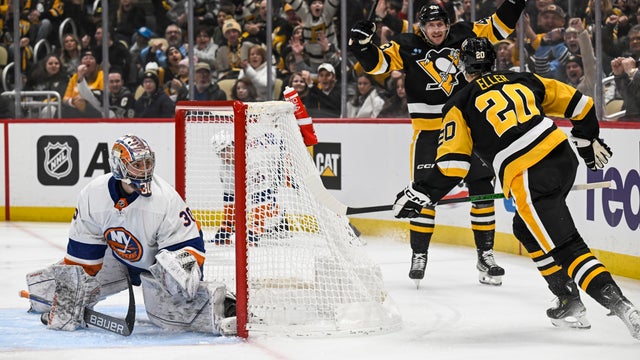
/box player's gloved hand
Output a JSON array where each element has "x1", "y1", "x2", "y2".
[
  {"x1": 350, "y1": 20, "x2": 376, "y2": 45},
  {"x1": 393, "y1": 183, "x2": 433, "y2": 218},
  {"x1": 150, "y1": 249, "x2": 201, "y2": 300},
  {"x1": 570, "y1": 136, "x2": 613, "y2": 171}
]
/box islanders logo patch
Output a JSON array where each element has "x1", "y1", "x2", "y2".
[{"x1": 104, "y1": 227, "x2": 143, "y2": 262}]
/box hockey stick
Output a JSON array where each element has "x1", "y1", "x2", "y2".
[
  {"x1": 20, "y1": 275, "x2": 136, "y2": 336},
  {"x1": 368, "y1": 0, "x2": 380, "y2": 21},
  {"x1": 344, "y1": 181, "x2": 612, "y2": 215}
]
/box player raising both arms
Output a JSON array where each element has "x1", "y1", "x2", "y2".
[
  {"x1": 349, "y1": 1, "x2": 529, "y2": 287},
  {"x1": 26, "y1": 134, "x2": 236, "y2": 335},
  {"x1": 393, "y1": 37, "x2": 640, "y2": 339}
]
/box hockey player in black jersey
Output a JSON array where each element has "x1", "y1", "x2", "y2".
[
  {"x1": 393, "y1": 36, "x2": 640, "y2": 340},
  {"x1": 349, "y1": 1, "x2": 528, "y2": 288}
]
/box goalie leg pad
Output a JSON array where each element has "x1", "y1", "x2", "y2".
[
  {"x1": 47, "y1": 265, "x2": 100, "y2": 331},
  {"x1": 26, "y1": 263, "x2": 61, "y2": 313},
  {"x1": 140, "y1": 273, "x2": 229, "y2": 334}
]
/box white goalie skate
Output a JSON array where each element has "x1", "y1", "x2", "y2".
[{"x1": 476, "y1": 249, "x2": 504, "y2": 286}]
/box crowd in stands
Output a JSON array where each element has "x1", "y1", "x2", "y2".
[{"x1": 0, "y1": 0, "x2": 639, "y2": 121}]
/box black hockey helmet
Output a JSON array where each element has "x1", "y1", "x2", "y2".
[
  {"x1": 460, "y1": 37, "x2": 496, "y2": 74},
  {"x1": 418, "y1": 3, "x2": 450, "y2": 26}
]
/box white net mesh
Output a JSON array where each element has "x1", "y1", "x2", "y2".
[{"x1": 179, "y1": 101, "x2": 401, "y2": 336}]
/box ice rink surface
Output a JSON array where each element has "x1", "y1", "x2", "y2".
[{"x1": 1, "y1": 221, "x2": 639, "y2": 359}]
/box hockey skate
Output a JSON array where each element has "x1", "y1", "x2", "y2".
[
  {"x1": 218, "y1": 294, "x2": 238, "y2": 336},
  {"x1": 476, "y1": 249, "x2": 504, "y2": 286},
  {"x1": 601, "y1": 284, "x2": 640, "y2": 340},
  {"x1": 547, "y1": 283, "x2": 591, "y2": 329},
  {"x1": 409, "y1": 252, "x2": 427, "y2": 289}
]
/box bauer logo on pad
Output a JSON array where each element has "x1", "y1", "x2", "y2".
[
  {"x1": 37, "y1": 135, "x2": 80, "y2": 186},
  {"x1": 314, "y1": 142, "x2": 341, "y2": 190}
]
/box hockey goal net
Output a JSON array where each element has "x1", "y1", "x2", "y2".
[{"x1": 175, "y1": 100, "x2": 401, "y2": 337}]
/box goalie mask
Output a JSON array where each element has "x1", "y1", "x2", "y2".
[{"x1": 110, "y1": 134, "x2": 155, "y2": 196}]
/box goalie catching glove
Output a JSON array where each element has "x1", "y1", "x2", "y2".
[
  {"x1": 570, "y1": 137, "x2": 612, "y2": 171},
  {"x1": 149, "y1": 249, "x2": 202, "y2": 301},
  {"x1": 350, "y1": 20, "x2": 376, "y2": 46},
  {"x1": 393, "y1": 183, "x2": 433, "y2": 218}
]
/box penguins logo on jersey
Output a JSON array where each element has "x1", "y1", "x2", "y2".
[
  {"x1": 105, "y1": 227, "x2": 143, "y2": 262},
  {"x1": 417, "y1": 47, "x2": 461, "y2": 95}
]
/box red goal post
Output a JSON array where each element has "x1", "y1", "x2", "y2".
[{"x1": 175, "y1": 100, "x2": 401, "y2": 338}]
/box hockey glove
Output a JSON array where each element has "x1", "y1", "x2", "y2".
[
  {"x1": 350, "y1": 20, "x2": 376, "y2": 46},
  {"x1": 393, "y1": 183, "x2": 433, "y2": 219},
  {"x1": 570, "y1": 137, "x2": 613, "y2": 171},
  {"x1": 149, "y1": 249, "x2": 202, "y2": 301}
]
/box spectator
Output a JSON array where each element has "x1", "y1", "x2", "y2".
[
  {"x1": 273, "y1": 3, "x2": 302, "y2": 61},
  {"x1": 162, "y1": 45, "x2": 186, "y2": 88},
  {"x1": 25, "y1": 53, "x2": 69, "y2": 118},
  {"x1": 129, "y1": 27, "x2": 158, "y2": 88},
  {"x1": 79, "y1": 0, "x2": 105, "y2": 49},
  {"x1": 191, "y1": 0, "x2": 218, "y2": 29},
  {"x1": 166, "y1": 56, "x2": 192, "y2": 101},
  {"x1": 134, "y1": 70, "x2": 175, "y2": 118},
  {"x1": 25, "y1": 54, "x2": 69, "y2": 98},
  {"x1": 61, "y1": 49, "x2": 105, "y2": 118},
  {"x1": 193, "y1": 26, "x2": 218, "y2": 69},
  {"x1": 612, "y1": 55, "x2": 640, "y2": 120},
  {"x1": 177, "y1": 63, "x2": 227, "y2": 101},
  {"x1": 93, "y1": 27, "x2": 131, "y2": 83},
  {"x1": 239, "y1": 44, "x2": 277, "y2": 100},
  {"x1": 378, "y1": 73, "x2": 409, "y2": 118},
  {"x1": 281, "y1": 71, "x2": 312, "y2": 106},
  {"x1": 585, "y1": 0, "x2": 623, "y2": 28},
  {"x1": 287, "y1": 0, "x2": 341, "y2": 72},
  {"x1": 213, "y1": 4, "x2": 236, "y2": 45},
  {"x1": 347, "y1": 73, "x2": 385, "y2": 118},
  {"x1": 530, "y1": 5, "x2": 569, "y2": 80},
  {"x1": 151, "y1": 0, "x2": 173, "y2": 32},
  {"x1": 523, "y1": 0, "x2": 557, "y2": 34},
  {"x1": 494, "y1": 39, "x2": 517, "y2": 71},
  {"x1": 59, "y1": 33, "x2": 83, "y2": 78},
  {"x1": 231, "y1": 78, "x2": 259, "y2": 102},
  {"x1": 305, "y1": 62, "x2": 341, "y2": 118},
  {"x1": 141, "y1": 23, "x2": 186, "y2": 68},
  {"x1": 278, "y1": 25, "x2": 312, "y2": 74},
  {"x1": 112, "y1": 0, "x2": 147, "y2": 46},
  {"x1": 243, "y1": 0, "x2": 269, "y2": 45},
  {"x1": 24, "y1": 0, "x2": 64, "y2": 47},
  {"x1": 564, "y1": 18, "x2": 599, "y2": 98},
  {"x1": 108, "y1": 68, "x2": 135, "y2": 118},
  {"x1": 215, "y1": 19, "x2": 255, "y2": 80}
]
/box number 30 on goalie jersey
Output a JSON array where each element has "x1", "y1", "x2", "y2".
[{"x1": 436, "y1": 71, "x2": 599, "y2": 194}]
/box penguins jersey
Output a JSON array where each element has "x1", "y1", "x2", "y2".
[
  {"x1": 427, "y1": 71, "x2": 600, "y2": 201},
  {"x1": 64, "y1": 173, "x2": 205, "y2": 277},
  {"x1": 353, "y1": 0, "x2": 525, "y2": 131}
]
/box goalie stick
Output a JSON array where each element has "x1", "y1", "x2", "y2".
[
  {"x1": 20, "y1": 275, "x2": 136, "y2": 336},
  {"x1": 344, "y1": 181, "x2": 613, "y2": 215}
]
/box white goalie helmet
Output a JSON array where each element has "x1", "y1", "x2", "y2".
[
  {"x1": 211, "y1": 130, "x2": 234, "y2": 154},
  {"x1": 109, "y1": 134, "x2": 155, "y2": 197}
]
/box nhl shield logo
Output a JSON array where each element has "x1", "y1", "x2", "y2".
[
  {"x1": 44, "y1": 142, "x2": 73, "y2": 179},
  {"x1": 37, "y1": 135, "x2": 79, "y2": 185}
]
